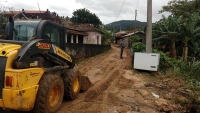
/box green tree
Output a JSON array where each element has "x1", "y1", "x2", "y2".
[
  {"x1": 153, "y1": 15, "x2": 182, "y2": 59},
  {"x1": 180, "y1": 13, "x2": 200, "y2": 62},
  {"x1": 65, "y1": 16, "x2": 70, "y2": 20},
  {"x1": 70, "y1": 8, "x2": 102, "y2": 28},
  {"x1": 190, "y1": 41, "x2": 200, "y2": 61},
  {"x1": 130, "y1": 35, "x2": 140, "y2": 42},
  {"x1": 159, "y1": 0, "x2": 199, "y2": 18},
  {"x1": 126, "y1": 26, "x2": 131, "y2": 30},
  {"x1": 101, "y1": 28, "x2": 112, "y2": 45}
]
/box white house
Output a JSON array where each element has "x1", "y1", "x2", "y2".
[{"x1": 61, "y1": 19, "x2": 103, "y2": 45}]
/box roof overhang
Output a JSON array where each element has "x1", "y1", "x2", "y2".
[
  {"x1": 67, "y1": 29, "x2": 88, "y2": 36},
  {"x1": 122, "y1": 31, "x2": 145, "y2": 37}
]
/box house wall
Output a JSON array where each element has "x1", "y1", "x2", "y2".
[
  {"x1": 66, "y1": 43, "x2": 111, "y2": 62},
  {"x1": 85, "y1": 32, "x2": 102, "y2": 45},
  {"x1": 137, "y1": 33, "x2": 146, "y2": 43},
  {"x1": 66, "y1": 32, "x2": 102, "y2": 45},
  {"x1": 83, "y1": 36, "x2": 87, "y2": 43},
  {"x1": 117, "y1": 39, "x2": 121, "y2": 45}
]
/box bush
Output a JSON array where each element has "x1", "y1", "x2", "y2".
[
  {"x1": 179, "y1": 60, "x2": 200, "y2": 83},
  {"x1": 132, "y1": 42, "x2": 146, "y2": 53},
  {"x1": 101, "y1": 29, "x2": 112, "y2": 45},
  {"x1": 152, "y1": 49, "x2": 177, "y2": 71},
  {"x1": 132, "y1": 42, "x2": 177, "y2": 71}
]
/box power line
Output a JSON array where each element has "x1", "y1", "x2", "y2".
[
  {"x1": 86, "y1": 0, "x2": 97, "y2": 8},
  {"x1": 136, "y1": 0, "x2": 140, "y2": 10},
  {"x1": 12, "y1": 0, "x2": 29, "y2": 6},
  {"x1": 117, "y1": 0, "x2": 127, "y2": 21}
]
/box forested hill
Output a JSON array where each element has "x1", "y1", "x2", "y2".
[{"x1": 105, "y1": 20, "x2": 147, "y2": 31}]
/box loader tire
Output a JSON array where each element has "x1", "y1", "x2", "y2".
[
  {"x1": 33, "y1": 74, "x2": 64, "y2": 113},
  {"x1": 62, "y1": 69, "x2": 81, "y2": 100}
]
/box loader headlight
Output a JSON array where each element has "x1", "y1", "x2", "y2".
[{"x1": 5, "y1": 76, "x2": 14, "y2": 87}]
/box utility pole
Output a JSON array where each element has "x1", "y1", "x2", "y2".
[
  {"x1": 37, "y1": 3, "x2": 41, "y2": 14},
  {"x1": 134, "y1": 9, "x2": 137, "y2": 31},
  {"x1": 146, "y1": 0, "x2": 152, "y2": 53}
]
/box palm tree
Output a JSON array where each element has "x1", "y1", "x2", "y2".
[
  {"x1": 153, "y1": 15, "x2": 182, "y2": 59},
  {"x1": 180, "y1": 12, "x2": 200, "y2": 62},
  {"x1": 190, "y1": 41, "x2": 200, "y2": 61}
]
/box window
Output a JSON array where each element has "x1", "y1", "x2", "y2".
[
  {"x1": 43, "y1": 24, "x2": 61, "y2": 47},
  {"x1": 67, "y1": 34, "x2": 71, "y2": 43},
  {"x1": 13, "y1": 21, "x2": 39, "y2": 41}
]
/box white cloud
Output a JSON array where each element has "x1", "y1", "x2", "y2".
[{"x1": 1, "y1": 0, "x2": 171, "y2": 24}]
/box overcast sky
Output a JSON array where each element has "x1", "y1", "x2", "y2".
[{"x1": 0, "y1": 0, "x2": 171, "y2": 24}]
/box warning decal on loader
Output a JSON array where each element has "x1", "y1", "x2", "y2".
[
  {"x1": 36, "y1": 42, "x2": 51, "y2": 49},
  {"x1": 54, "y1": 46, "x2": 72, "y2": 62}
]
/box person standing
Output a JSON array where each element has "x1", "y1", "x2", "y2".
[
  {"x1": 120, "y1": 39, "x2": 125, "y2": 59},
  {"x1": 128, "y1": 38, "x2": 133, "y2": 56}
]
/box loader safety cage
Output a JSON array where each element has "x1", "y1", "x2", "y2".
[{"x1": 3, "y1": 20, "x2": 66, "y2": 49}]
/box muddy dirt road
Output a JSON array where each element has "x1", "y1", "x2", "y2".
[
  {"x1": 2, "y1": 44, "x2": 189, "y2": 113},
  {"x1": 57, "y1": 45, "x2": 133, "y2": 113},
  {"x1": 56, "y1": 45, "x2": 178, "y2": 113}
]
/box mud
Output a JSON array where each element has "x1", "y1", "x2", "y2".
[{"x1": 56, "y1": 45, "x2": 195, "y2": 113}]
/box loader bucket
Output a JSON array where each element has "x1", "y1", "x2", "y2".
[{"x1": 80, "y1": 76, "x2": 92, "y2": 91}]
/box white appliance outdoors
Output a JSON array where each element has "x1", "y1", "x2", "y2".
[{"x1": 133, "y1": 52, "x2": 160, "y2": 71}]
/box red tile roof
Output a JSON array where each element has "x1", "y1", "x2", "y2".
[
  {"x1": 67, "y1": 29, "x2": 87, "y2": 36},
  {"x1": 74, "y1": 24, "x2": 104, "y2": 34},
  {"x1": 61, "y1": 19, "x2": 88, "y2": 35},
  {"x1": 1, "y1": 11, "x2": 20, "y2": 15},
  {"x1": 23, "y1": 10, "x2": 47, "y2": 14},
  {"x1": 1, "y1": 10, "x2": 47, "y2": 15},
  {"x1": 61, "y1": 19, "x2": 103, "y2": 34},
  {"x1": 61, "y1": 19, "x2": 75, "y2": 29},
  {"x1": 2, "y1": 10, "x2": 103, "y2": 35}
]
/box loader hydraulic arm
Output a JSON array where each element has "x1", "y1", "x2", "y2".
[{"x1": 13, "y1": 38, "x2": 74, "y2": 69}]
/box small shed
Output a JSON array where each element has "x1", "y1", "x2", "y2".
[
  {"x1": 114, "y1": 30, "x2": 146, "y2": 47},
  {"x1": 122, "y1": 31, "x2": 146, "y2": 43}
]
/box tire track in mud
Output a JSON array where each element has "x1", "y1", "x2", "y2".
[
  {"x1": 99, "y1": 56, "x2": 131, "y2": 113},
  {"x1": 84, "y1": 62, "x2": 122, "y2": 102},
  {"x1": 75, "y1": 46, "x2": 120, "y2": 76},
  {"x1": 76, "y1": 59, "x2": 125, "y2": 113},
  {"x1": 56, "y1": 45, "x2": 130, "y2": 113}
]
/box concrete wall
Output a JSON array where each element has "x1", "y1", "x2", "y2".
[
  {"x1": 65, "y1": 43, "x2": 111, "y2": 62},
  {"x1": 85, "y1": 32, "x2": 102, "y2": 45}
]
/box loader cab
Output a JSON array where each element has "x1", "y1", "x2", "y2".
[{"x1": 5, "y1": 19, "x2": 66, "y2": 49}]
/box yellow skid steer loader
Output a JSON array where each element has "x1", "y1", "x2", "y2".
[{"x1": 0, "y1": 17, "x2": 91, "y2": 113}]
